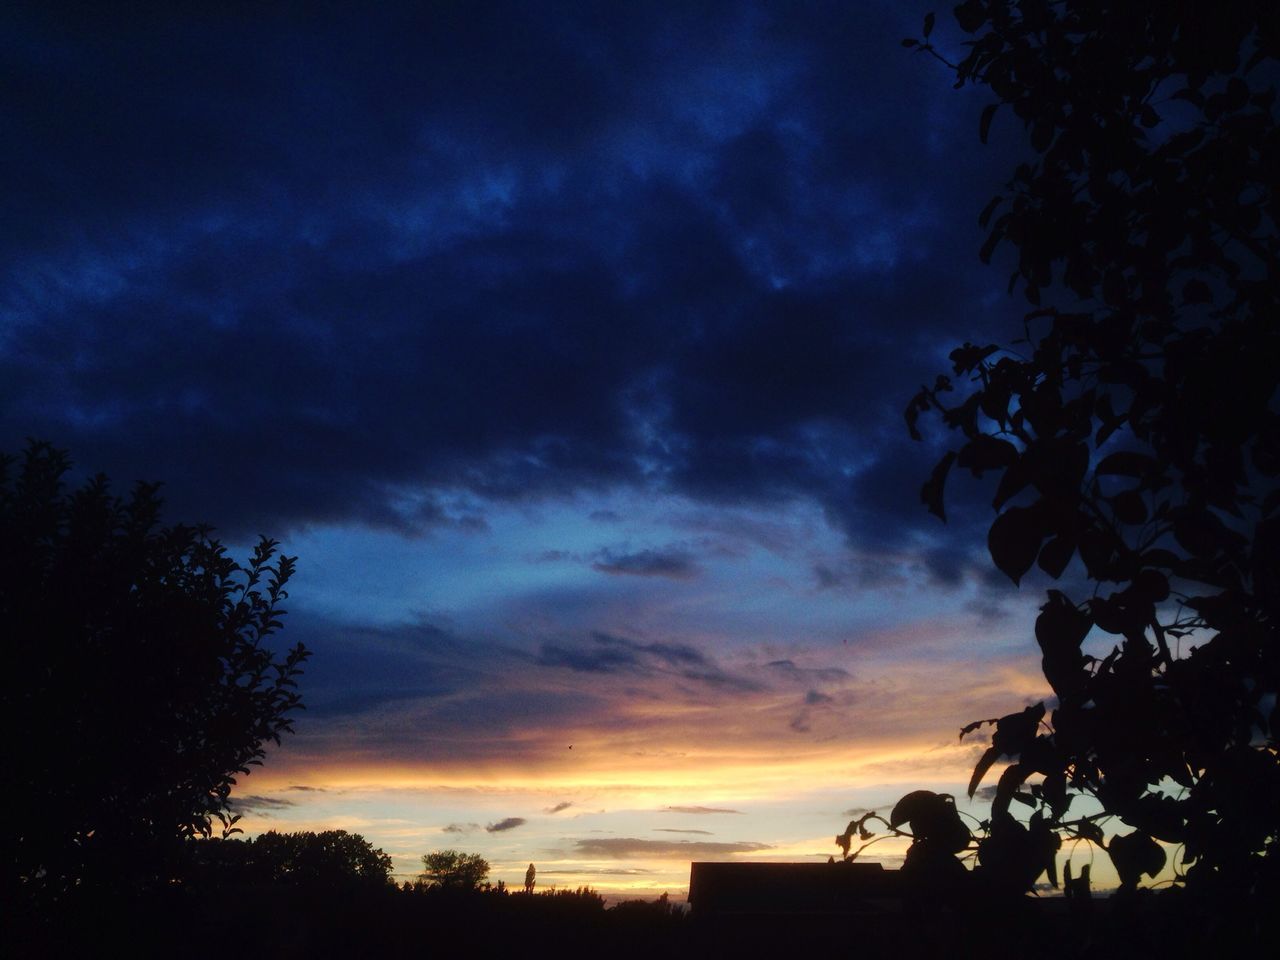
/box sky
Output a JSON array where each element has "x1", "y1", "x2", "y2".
[{"x1": 2, "y1": 1, "x2": 1101, "y2": 897}]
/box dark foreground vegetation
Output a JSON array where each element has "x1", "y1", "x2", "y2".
[
  {"x1": 858, "y1": 3, "x2": 1279, "y2": 952},
  {"x1": 9, "y1": 864, "x2": 1277, "y2": 959}
]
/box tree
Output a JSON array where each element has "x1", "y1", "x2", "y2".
[
  {"x1": 242, "y1": 830, "x2": 393, "y2": 888},
  {"x1": 848, "y1": 1, "x2": 1278, "y2": 916},
  {"x1": 419, "y1": 850, "x2": 491, "y2": 890},
  {"x1": 1, "y1": 441, "x2": 309, "y2": 895}
]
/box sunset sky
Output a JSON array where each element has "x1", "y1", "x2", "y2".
[{"x1": 3, "y1": 2, "x2": 1103, "y2": 896}]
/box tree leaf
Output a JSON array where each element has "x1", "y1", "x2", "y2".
[
  {"x1": 1096, "y1": 452, "x2": 1155, "y2": 477},
  {"x1": 988, "y1": 503, "x2": 1045, "y2": 584},
  {"x1": 969, "y1": 746, "x2": 1000, "y2": 798},
  {"x1": 978, "y1": 193, "x2": 1002, "y2": 228},
  {"x1": 980, "y1": 103, "x2": 998, "y2": 144},
  {"x1": 991, "y1": 762, "x2": 1029, "y2": 818},
  {"x1": 1037, "y1": 533, "x2": 1075, "y2": 578},
  {"x1": 1108, "y1": 832, "x2": 1165, "y2": 889},
  {"x1": 957, "y1": 435, "x2": 1018, "y2": 476},
  {"x1": 921, "y1": 450, "x2": 957, "y2": 521},
  {"x1": 991, "y1": 702, "x2": 1045, "y2": 757},
  {"x1": 1110, "y1": 489, "x2": 1148, "y2": 524}
]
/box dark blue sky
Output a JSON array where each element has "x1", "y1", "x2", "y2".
[
  {"x1": 3, "y1": 1, "x2": 1050, "y2": 891},
  {"x1": 3, "y1": 1, "x2": 1025, "y2": 550}
]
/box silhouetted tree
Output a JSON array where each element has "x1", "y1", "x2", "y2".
[
  {"x1": 420, "y1": 849, "x2": 491, "y2": 890},
  {"x1": 524, "y1": 861, "x2": 536, "y2": 893},
  {"x1": 1, "y1": 442, "x2": 308, "y2": 897},
  {"x1": 239, "y1": 830, "x2": 393, "y2": 888},
  {"x1": 850, "y1": 1, "x2": 1278, "y2": 921}
]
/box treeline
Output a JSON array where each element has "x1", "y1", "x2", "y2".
[{"x1": 7, "y1": 830, "x2": 689, "y2": 957}]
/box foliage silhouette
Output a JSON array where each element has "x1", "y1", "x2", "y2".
[
  {"x1": 1, "y1": 441, "x2": 308, "y2": 897},
  {"x1": 196, "y1": 829, "x2": 393, "y2": 889},
  {"x1": 848, "y1": 0, "x2": 1278, "y2": 926},
  {"x1": 420, "y1": 849, "x2": 491, "y2": 890}
]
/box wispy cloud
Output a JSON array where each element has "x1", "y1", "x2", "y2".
[
  {"x1": 443, "y1": 822, "x2": 482, "y2": 834},
  {"x1": 574, "y1": 838, "x2": 771, "y2": 858},
  {"x1": 662, "y1": 805, "x2": 742, "y2": 815},
  {"x1": 487, "y1": 817, "x2": 527, "y2": 833},
  {"x1": 764, "y1": 660, "x2": 850, "y2": 684},
  {"x1": 654, "y1": 828, "x2": 712, "y2": 835},
  {"x1": 535, "y1": 632, "x2": 760, "y2": 692},
  {"x1": 228, "y1": 795, "x2": 295, "y2": 815},
  {"x1": 591, "y1": 548, "x2": 698, "y2": 580},
  {"x1": 544, "y1": 801, "x2": 573, "y2": 814}
]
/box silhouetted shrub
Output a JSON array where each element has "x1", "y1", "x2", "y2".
[
  {"x1": 1, "y1": 441, "x2": 308, "y2": 899},
  {"x1": 857, "y1": 2, "x2": 1280, "y2": 944}
]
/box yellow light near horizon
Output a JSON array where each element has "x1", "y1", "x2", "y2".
[{"x1": 246, "y1": 734, "x2": 982, "y2": 802}]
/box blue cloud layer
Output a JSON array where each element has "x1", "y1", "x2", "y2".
[{"x1": 1, "y1": 1, "x2": 1024, "y2": 564}]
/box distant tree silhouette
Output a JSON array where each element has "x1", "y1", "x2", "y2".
[
  {"x1": 525, "y1": 861, "x2": 536, "y2": 893},
  {"x1": 849, "y1": 2, "x2": 1278, "y2": 922},
  {"x1": 1, "y1": 442, "x2": 309, "y2": 897},
  {"x1": 420, "y1": 849, "x2": 491, "y2": 890},
  {"x1": 239, "y1": 830, "x2": 393, "y2": 888}
]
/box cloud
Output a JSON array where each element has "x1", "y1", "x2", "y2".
[
  {"x1": 0, "y1": 0, "x2": 1029, "y2": 627},
  {"x1": 486, "y1": 817, "x2": 527, "y2": 833},
  {"x1": 764, "y1": 660, "x2": 850, "y2": 684},
  {"x1": 591, "y1": 548, "x2": 698, "y2": 580},
  {"x1": 662, "y1": 806, "x2": 742, "y2": 815},
  {"x1": 227, "y1": 795, "x2": 295, "y2": 815},
  {"x1": 442, "y1": 822, "x2": 481, "y2": 834},
  {"x1": 544, "y1": 801, "x2": 573, "y2": 814},
  {"x1": 537, "y1": 549, "x2": 577, "y2": 563},
  {"x1": 535, "y1": 632, "x2": 760, "y2": 691},
  {"x1": 653, "y1": 828, "x2": 712, "y2": 835},
  {"x1": 574, "y1": 838, "x2": 772, "y2": 859}
]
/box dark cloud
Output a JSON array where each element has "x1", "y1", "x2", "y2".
[
  {"x1": 653, "y1": 828, "x2": 713, "y2": 835},
  {"x1": 536, "y1": 642, "x2": 639, "y2": 675},
  {"x1": 442, "y1": 823, "x2": 482, "y2": 835},
  {"x1": 804, "y1": 689, "x2": 833, "y2": 706},
  {"x1": 814, "y1": 564, "x2": 845, "y2": 590},
  {"x1": 574, "y1": 838, "x2": 771, "y2": 859},
  {"x1": 537, "y1": 550, "x2": 576, "y2": 563},
  {"x1": 486, "y1": 817, "x2": 527, "y2": 833},
  {"x1": 536, "y1": 632, "x2": 759, "y2": 692},
  {"x1": 544, "y1": 802, "x2": 573, "y2": 814},
  {"x1": 764, "y1": 660, "x2": 850, "y2": 685},
  {"x1": 227, "y1": 795, "x2": 295, "y2": 815},
  {"x1": 0, "y1": 0, "x2": 1022, "y2": 567},
  {"x1": 662, "y1": 806, "x2": 742, "y2": 815},
  {"x1": 591, "y1": 548, "x2": 698, "y2": 580},
  {"x1": 282, "y1": 614, "x2": 479, "y2": 721}
]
